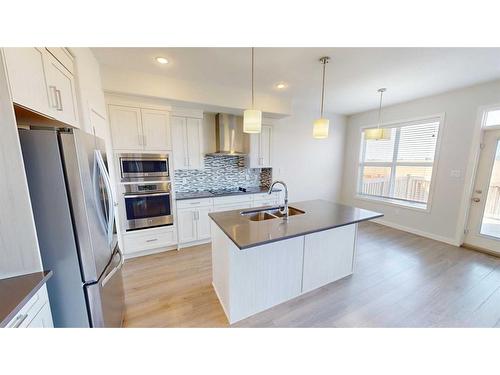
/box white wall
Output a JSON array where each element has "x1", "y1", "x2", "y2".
[
  {"x1": 100, "y1": 65, "x2": 292, "y2": 117},
  {"x1": 341, "y1": 79, "x2": 500, "y2": 245},
  {"x1": 273, "y1": 105, "x2": 346, "y2": 202}
]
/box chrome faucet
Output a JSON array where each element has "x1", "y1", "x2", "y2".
[{"x1": 268, "y1": 180, "x2": 288, "y2": 220}]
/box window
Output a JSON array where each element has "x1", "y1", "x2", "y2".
[
  {"x1": 358, "y1": 117, "x2": 441, "y2": 209},
  {"x1": 485, "y1": 109, "x2": 500, "y2": 127}
]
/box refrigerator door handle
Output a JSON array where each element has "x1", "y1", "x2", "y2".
[
  {"x1": 93, "y1": 150, "x2": 115, "y2": 246},
  {"x1": 101, "y1": 249, "x2": 123, "y2": 287}
]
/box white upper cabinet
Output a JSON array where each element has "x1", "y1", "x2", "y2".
[
  {"x1": 109, "y1": 105, "x2": 143, "y2": 150},
  {"x1": 108, "y1": 105, "x2": 171, "y2": 151},
  {"x1": 2, "y1": 48, "x2": 50, "y2": 116},
  {"x1": 2, "y1": 47, "x2": 79, "y2": 127},
  {"x1": 248, "y1": 124, "x2": 272, "y2": 168},
  {"x1": 141, "y1": 109, "x2": 172, "y2": 150},
  {"x1": 44, "y1": 52, "x2": 79, "y2": 126},
  {"x1": 171, "y1": 116, "x2": 203, "y2": 170}
]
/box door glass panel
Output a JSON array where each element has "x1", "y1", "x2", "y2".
[
  {"x1": 125, "y1": 194, "x2": 171, "y2": 220},
  {"x1": 480, "y1": 141, "x2": 500, "y2": 238}
]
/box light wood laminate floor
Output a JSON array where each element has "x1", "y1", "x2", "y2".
[{"x1": 122, "y1": 222, "x2": 500, "y2": 327}]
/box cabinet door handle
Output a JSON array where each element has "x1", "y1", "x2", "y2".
[
  {"x1": 55, "y1": 89, "x2": 63, "y2": 111},
  {"x1": 8, "y1": 313, "x2": 28, "y2": 328},
  {"x1": 49, "y1": 86, "x2": 58, "y2": 108},
  {"x1": 146, "y1": 238, "x2": 158, "y2": 243}
]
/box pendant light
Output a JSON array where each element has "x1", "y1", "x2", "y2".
[
  {"x1": 243, "y1": 47, "x2": 262, "y2": 133},
  {"x1": 312, "y1": 56, "x2": 331, "y2": 139},
  {"x1": 364, "y1": 88, "x2": 391, "y2": 141}
]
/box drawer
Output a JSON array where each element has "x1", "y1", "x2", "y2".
[
  {"x1": 253, "y1": 192, "x2": 279, "y2": 201},
  {"x1": 213, "y1": 195, "x2": 252, "y2": 205},
  {"x1": 176, "y1": 198, "x2": 213, "y2": 209},
  {"x1": 123, "y1": 229, "x2": 176, "y2": 253},
  {"x1": 6, "y1": 284, "x2": 50, "y2": 328}
]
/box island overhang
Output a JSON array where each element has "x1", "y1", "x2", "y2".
[{"x1": 208, "y1": 199, "x2": 383, "y2": 250}]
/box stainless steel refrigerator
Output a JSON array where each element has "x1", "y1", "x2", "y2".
[{"x1": 19, "y1": 128, "x2": 125, "y2": 328}]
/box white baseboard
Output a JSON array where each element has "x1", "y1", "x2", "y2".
[
  {"x1": 178, "y1": 238, "x2": 211, "y2": 249},
  {"x1": 123, "y1": 245, "x2": 177, "y2": 260},
  {"x1": 372, "y1": 218, "x2": 461, "y2": 247}
]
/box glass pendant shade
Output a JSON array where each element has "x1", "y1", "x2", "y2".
[
  {"x1": 243, "y1": 109, "x2": 262, "y2": 133},
  {"x1": 313, "y1": 118, "x2": 330, "y2": 139},
  {"x1": 364, "y1": 127, "x2": 391, "y2": 140}
]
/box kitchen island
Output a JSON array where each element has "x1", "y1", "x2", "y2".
[{"x1": 209, "y1": 199, "x2": 382, "y2": 324}]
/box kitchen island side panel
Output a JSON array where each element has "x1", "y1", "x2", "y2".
[
  {"x1": 302, "y1": 224, "x2": 356, "y2": 293},
  {"x1": 228, "y1": 236, "x2": 304, "y2": 323},
  {"x1": 211, "y1": 223, "x2": 232, "y2": 319}
]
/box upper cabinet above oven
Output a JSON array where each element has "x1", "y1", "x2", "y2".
[{"x1": 108, "y1": 104, "x2": 172, "y2": 151}]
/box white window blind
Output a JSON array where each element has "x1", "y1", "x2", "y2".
[{"x1": 358, "y1": 117, "x2": 441, "y2": 208}]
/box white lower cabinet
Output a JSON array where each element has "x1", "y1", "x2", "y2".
[
  {"x1": 6, "y1": 284, "x2": 53, "y2": 328},
  {"x1": 177, "y1": 193, "x2": 281, "y2": 247},
  {"x1": 177, "y1": 198, "x2": 213, "y2": 246},
  {"x1": 122, "y1": 226, "x2": 177, "y2": 257}
]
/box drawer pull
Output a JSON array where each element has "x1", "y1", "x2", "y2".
[
  {"x1": 9, "y1": 313, "x2": 28, "y2": 328},
  {"x1": 146, "y1": 238, "x2": 158, "y2": 242}
]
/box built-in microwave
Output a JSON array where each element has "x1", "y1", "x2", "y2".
[
  {"x1": 119, "y1": 153, "x2": 169, "y2": 182},
  {"x1": 122, "y1": 182, "x2": 173, "y2": 231}
]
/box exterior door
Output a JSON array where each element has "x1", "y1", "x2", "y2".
[{"x1": 465, "y1": 129, "x2": 500, "y2": 254}]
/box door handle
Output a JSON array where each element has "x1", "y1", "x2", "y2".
[
  {"x1": 472, "y1": 197, "x2": 481, "y2": 202},
  {"x1": 49, "y1": 86, "x2": 58, "y2": 108},
  {"x1": 55, "y1": 89, "x2": 63, "y2": 111},
  {"x1": 8, "y1": 313, "x2": 28, "y2": 328}
]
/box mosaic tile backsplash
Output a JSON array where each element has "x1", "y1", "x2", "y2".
[{"x1": 174, "y1": 155, "x2": 272, "y2": 193}]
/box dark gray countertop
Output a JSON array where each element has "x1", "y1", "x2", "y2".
[
  {"x1": 208, "y1": 199, "x2": 383, "y2": 250},
  {"x1": 175, "y1": 187, "x2": 280, "y2": 201},
  {"x1": 0, "y1": 270, "x2": 53, "y2": 327}
]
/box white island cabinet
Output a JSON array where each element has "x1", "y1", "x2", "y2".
[{"x1": 209, "y1": 200, "x2": 382, "y2": 324}]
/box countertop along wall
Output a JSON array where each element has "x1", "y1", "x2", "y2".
[{"x1": 341, "y1": 79, "x2": 500, "y2": 245}]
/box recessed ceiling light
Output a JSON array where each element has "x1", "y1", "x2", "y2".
[
  {"x1": 155, "y1": 57, "x2": 169, "y2": 64},
  {"x1": 276, "y1": 82, "x2": 287, "y2": 89}
]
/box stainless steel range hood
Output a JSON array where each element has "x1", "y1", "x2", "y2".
[{"x1": 207, "y1": 113, "x2": 247, "y2": 156}]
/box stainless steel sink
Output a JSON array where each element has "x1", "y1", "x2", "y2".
[{"x1": 241, "y1": 206, "x2": 305, "y2": 221}]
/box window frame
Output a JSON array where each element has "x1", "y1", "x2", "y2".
[{"x1": 356, "y1": 113, "x2": 445, "y2": 212}]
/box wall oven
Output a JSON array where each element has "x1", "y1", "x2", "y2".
[
  {"x1": 123, "y1": 182, "x2": 173, "y2": 231},
  {"x1": 119, "y1": 153, "x2": 169, "y2": 182}
]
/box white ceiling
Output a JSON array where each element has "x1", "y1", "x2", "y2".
[{"x1": 92, "y1": 47, "x2": 500, "y2": 115}]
